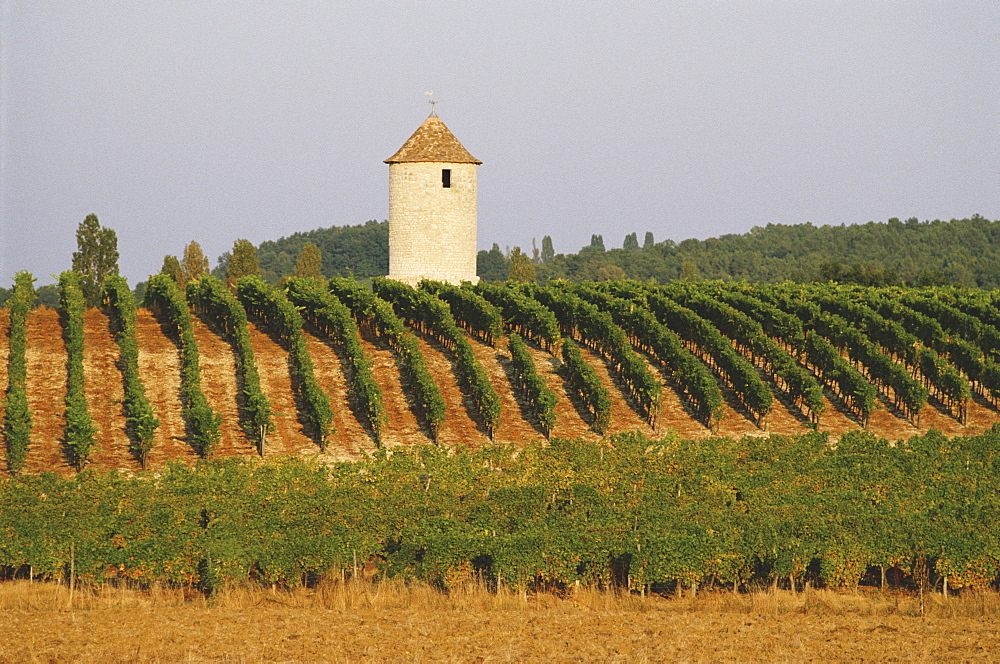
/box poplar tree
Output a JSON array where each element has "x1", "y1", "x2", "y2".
[
  {"x1": 71, "y1": 214, "x2": 119, "y2": 307},
  {"x1": 541, "y1": 235, "x2": 555, "y2": 264}
]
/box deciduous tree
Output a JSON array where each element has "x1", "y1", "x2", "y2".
[
  {"x1": 71, "y1": 213, "x2": 119, "y2": 307},
  {"x1": 160, "y1": 255, "x2": 183, "y2": 284},
  {"x1": 181, "y1": 241, "x2": 210, "y2": 283},
  {"x1": 541, "y1": 235, "x2": 555, "y2": 264},
  {"x1": 293, "y1": 242, "x2": 323, "y2": 279},
  {"x1": 227, "y1": 239, "x2": 260, "y2": 284},
  {"x1": 508, "y1": 247, "x2": 535, "y2": 282}
]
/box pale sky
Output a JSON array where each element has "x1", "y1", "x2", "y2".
[{"x1": 2, "y1": 1, "x2": 998, "y2": 286}]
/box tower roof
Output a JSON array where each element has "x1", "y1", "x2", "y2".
[{"x1": 385, "y1": 115, "x2": 482, "y2": 164}]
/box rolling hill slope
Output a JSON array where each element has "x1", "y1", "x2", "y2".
[{"x1": 4, "y1": 279, "x2": 1000, "y2": 477}]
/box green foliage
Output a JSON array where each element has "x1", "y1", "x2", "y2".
[
  {"x1": 227, "y1": 239, "x2": 261, "y2": 284},
  {"x1": 560, "y1": 338, "x2": 611, "y2": 434},
  {"x1": 143, "y1": 274, "x2": 222, "y2": 458},
  {"x1": 474, "y1": 281, "x2": 561, "y2": 353},
  {"x1": 507, "y1": 247, "x2": 536, "y2": 282},
  {"x1": 600, "y1": 282, "x2": 772, "y2": 426},
  {"x1": 71, "y1": 213, "x2": 119, "y2": 307},
  {"x1": 528, "y1": 284, "x2": 661, "y2": 426},
  {"x1": 292, "y1": 242, "x2": 324, "y2": 280},
  {"x1": 181, "y1": 241, "x2": 210, "y2": 284},
  {"x1": 103, "y1": 275, "x2": 159, "y2": 468},
  {"x1": 3, "y1": 271, "x2": 35, "y2": 473},
  {"x1": 476, "y1": 243, "x2": 508, "y2": 283},
  {"x1": 58, "y1": 272, "x2": 96, "y2": 471},
  {"x1": 187, "y1": 275, "x2": 273, "y2": 451},
  {"x1": 420, "y1": 280, "x2": 502, "y2": 346},
  {"x1": 257, "y1": 219, "x2": 388, "y2": 282},
  {"x1": 541, "y1": 235, "x2": 555, "y2": 264},
  {"x1": 373, "y1": 278, "x2": 501, "y2": 437},
  {"x1": 160, "y1": 255, "x2": 183, "y2": 284},
  {"x1": 2, "y1": 427, "x2": 1000, "y2": 594},
  {"x1": 507, "y1": 333, "x2": 557, "y2": 437},
  {"x1": 575, "y1": 284, "x2": 724, "y2": 429},
  {"x1": 329, "y1": 278, "x2": 446, "y2": 441},
  {"x1": 236, "y1": 276, "x2": 334, "y2": 449},
  {"x1": 664, "y1": 284, "x2": 825, "y2": 423},
  {"x1": 531, "y1": 216, "x2": 1000, "y2": 286},
  {"x1": 285, "y1": 277, "x2": 385, "y2": 443}
]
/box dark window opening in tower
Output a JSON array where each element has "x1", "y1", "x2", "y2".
[{"x1": 442, "y1": 169, "x2": 452, "y2": 188}]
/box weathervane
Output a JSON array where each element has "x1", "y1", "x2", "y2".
[{"x1": 425, "y1": 90, "x2": 438, "y2": 116}]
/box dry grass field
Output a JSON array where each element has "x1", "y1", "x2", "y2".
[{"x1": 0, "y1": 579, "x2": 997, "y2": 662}]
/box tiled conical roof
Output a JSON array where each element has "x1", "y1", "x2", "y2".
[{"x1": 385, "y1": 114, "x2": 482, "y2": 164}]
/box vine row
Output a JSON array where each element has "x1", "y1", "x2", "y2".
[
  {"x1": 58, "y1": 271, "x2": 96, "y2": 471},
  {"x1": 187, "y1": 275, "x2": 273, "y2": 452},
  {"x1": 527, "y1": 284, "x2": 661, "y2": 426},
  {"x1": 473, "y1": 281, "x2": 561, "y2": 353},
  {"x1": 3, "y1": 272, "x2": 34, "y2": 474},
  {"x1": 420, "y1": 280, "x2": 503, "y2": 346},
  {"x1": 235, "y1": 276, "x2": 334, "y2": 449},
  {"x1": 143, "y1": 274, "x2": 222, "y2": 458},
  {"x1": 285, "y1": 277, "x2": 386, "y2": 443},
  {"x1": 103, "y1": 275, "x2": 159, "y2": 468},
  {"x1": 373, "y1": 278, "x2": 501, "y2": 438},
  {"x1": 328, "y1": 278, "x2": 445, "y2": 442}
]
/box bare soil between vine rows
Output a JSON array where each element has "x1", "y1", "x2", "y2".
[{"x1": 3, "y1": 306, "x2": 1000, "y2": 476}]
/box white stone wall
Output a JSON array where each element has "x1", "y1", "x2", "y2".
[{"x1": 388, "y1": 161, "x2": 479, "y2": 285}]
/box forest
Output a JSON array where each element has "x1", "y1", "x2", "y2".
[{"x1": 250, "y1": 215, "x2": 1000, "y2": 287}]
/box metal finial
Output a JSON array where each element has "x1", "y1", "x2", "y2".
[{"x1": 425, "y1": 90, "x2": 438, "y2": 116}]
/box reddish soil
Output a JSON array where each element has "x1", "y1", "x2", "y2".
[
  {"x1": 189, "y1": 315, "x2": 254, "y2": 458},
  {"x1": 468, "y1": 336, "x2": 550, "y2": 445},
  {"x1": 244, "y1": 321, "x2": 315, "y2": 458},
  {"x1": 134, "y1": 309, "x2": 194, "y2": 468},
  {"x1": 356, "y1": 334, "x2": 430, "y2": 449},
  {"x1": 81, "y1": 310, "x2": 136, "y2": 473},
  {"x1": 304, "y1": 331, "x2": 373, "y2": 460},
  {"x1": 22, "y1": 308, "x2": 71, "y2": 474},
  {"x1": 3, "y1": 306, "x2": 1000, "y2": 476},
  {"x1": 413, "y1": 335, "x2": 487, "y2": 448}
]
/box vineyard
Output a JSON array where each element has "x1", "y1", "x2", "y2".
[
  {"x1": 4, "y1": 275, "x2": 1000, "y2": 593},
  {"x1": 4, "y1": 275, "x2": 1000, "y2": 474}
]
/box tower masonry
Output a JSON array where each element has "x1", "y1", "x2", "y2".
[{"x1": 385, "y1": 112, "x2": 481, "y2": 285}]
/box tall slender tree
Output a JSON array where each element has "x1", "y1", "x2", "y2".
[
  {"x1": 71, "y1": 214, "x2": 119, "y2": 307},
  {"x1": 541, "y1": 235, "x2": 555, "y2": 264}
]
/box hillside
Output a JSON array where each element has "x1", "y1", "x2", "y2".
[
  {"x1": 249, "y1": 215, "x2": 1000, "y2": 288},
  {"x1": 4, "y1": 277, "x2": 1000, "y2": 476}
]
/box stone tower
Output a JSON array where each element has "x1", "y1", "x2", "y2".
[{"x1": 385, "y1": 111, "x2": 481, "y2": 285}]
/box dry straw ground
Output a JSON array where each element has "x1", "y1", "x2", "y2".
[{"x1": 0, "y1": 579, "x2": 997, "y2": 662}]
